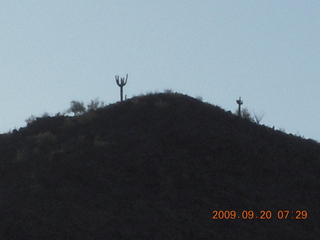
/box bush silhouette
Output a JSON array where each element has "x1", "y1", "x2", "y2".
[{"x1": 68, "y1": 100, "x2": 86, "y2": 116}]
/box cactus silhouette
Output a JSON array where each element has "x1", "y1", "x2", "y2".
[
  {"x1": 115, "y1": 74, "x2": 128, "y2": 102},
  {"x1": 236, "y1": 97, "x2": 243, "y2": 117}
]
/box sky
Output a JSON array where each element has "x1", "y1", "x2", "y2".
[{"x1": 0, "y1": 1, "x2": 319, "y2": 142}]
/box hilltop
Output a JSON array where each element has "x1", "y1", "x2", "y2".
[{"x1": 0, "y1": 92, "x2": 319, "y2": 239}]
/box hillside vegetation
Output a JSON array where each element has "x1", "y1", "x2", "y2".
[{"x1": 0, "y1": 92, "x2": 319, "y2": 239}]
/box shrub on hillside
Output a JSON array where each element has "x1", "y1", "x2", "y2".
[
  {"x1": 68, "y1": 101, "x2": 86, "y2": 116},
  {"x1": 87, "y1": 98, "x2": 105, "y2": 111}
]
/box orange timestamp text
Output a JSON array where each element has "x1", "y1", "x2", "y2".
[{"x1": 212, "y1": 210, "x2": 308, "y2": 220}]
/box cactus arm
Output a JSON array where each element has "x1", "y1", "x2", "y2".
[
  {"x1": 115, "y1": 75, "x2": 121, "y2": 87},
  {"x1": 124, "y1": 74, "x2": 128, "y2": 85}
]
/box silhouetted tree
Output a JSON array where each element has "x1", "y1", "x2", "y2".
[
  {"x1": 87, "y1": 98, "x2": 105, "y2": 111},
  {"x1": 25, "y1": 115, "x2": 36, "y2": 125},
  {"x1": 235, "y1": 108, "x2": 254, "y2": 122},
  {"x1": 241, "y1": 108, "x2": 254, "y2": 122},
  {"x1": 68, "y1": 101, "x2": 86, "y2": 116},
  {"x1": 164, "y1": 89, "x2": 173, "y2": 94}
]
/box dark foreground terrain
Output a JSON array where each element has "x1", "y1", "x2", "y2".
[{"x1": 0, "y1": 93, "x2": 319, "y2": 239}]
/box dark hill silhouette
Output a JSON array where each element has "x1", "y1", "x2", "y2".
[{"x1": 0, "y1": 92, "x2": 319, "y2": 239}]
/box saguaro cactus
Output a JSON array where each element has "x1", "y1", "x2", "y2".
[
  {"x1": 115, "y1": 74, "x2": 128, "y2": 102},
  {"x1": 236, "y1": 97, "x2": 243, "y2": 117}
]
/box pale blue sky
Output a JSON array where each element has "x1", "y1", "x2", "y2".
[{"x1": 1, "y1": 1, "x2": 319, "y2": 141}]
